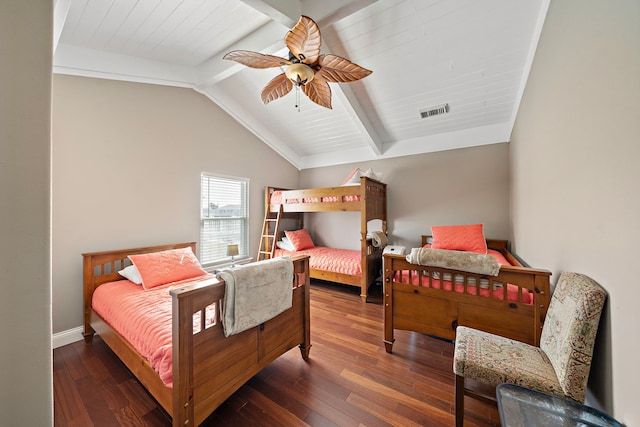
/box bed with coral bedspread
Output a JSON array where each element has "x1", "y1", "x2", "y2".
[
  {"x1": 383, "y1": 235, "x2": 551, "y2": 352},
  {"x1": 83, "y1": 242, "x2": 310, "y2": 427}
]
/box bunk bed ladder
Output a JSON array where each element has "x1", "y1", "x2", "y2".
[{"x1": 257, "y1": 204, "x2": 282, "y2": 261}]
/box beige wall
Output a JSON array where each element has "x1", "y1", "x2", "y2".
[
  {"x1": 52, "y1": 75, "x2": 299, "y2": 334},
  {"x1": 510, "y1": 0, "x2": 640, "y2": 423},
  {"x1": 0, "y1": 1, "x2": 53, "y2": 424},
  {"x1": 299, "y1": 144, "x2": 511, "y2": 250}
]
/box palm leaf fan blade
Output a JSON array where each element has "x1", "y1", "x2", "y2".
[
  {"x1": 285, "y1": 15, "x2": 321, "y2": 65},
  {"x1": 317, "y1": 54, "x2": 372, "y2": 83},
  {"x1": 302, "y1": 78, "x2": 332, "y2": 109},
  {"x1": 261, "y1": 73, "x2": 293, "y2": 105},
  {"x1": 223, "y1": 50, "x2": 290, "y2": 69}
]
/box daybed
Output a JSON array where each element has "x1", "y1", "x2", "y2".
[
  {"x1": 82, "y1": 242, "x2": 311, "y2": 427},
  {"x1": 383, "y1": 235, "x2": 551, "y2": 351},
  {"x1": 261, "y1": 175, "x2": 387, "y2": 301}
]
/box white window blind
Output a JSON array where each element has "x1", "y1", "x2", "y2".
[{"x1": 200, "y1": 173, "x2": 249, "y2": 266}]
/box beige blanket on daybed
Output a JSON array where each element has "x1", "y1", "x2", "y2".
[
  {"x1": 406, "y1": 248, "x2": 501, "y2": 276},
  {"x1": 216, "y1": 257, "x2": 293, "y2": 337}
]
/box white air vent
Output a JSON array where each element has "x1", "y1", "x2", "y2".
[{"x1": 419, "y1": 103, "x2": 450, "y2": 119}]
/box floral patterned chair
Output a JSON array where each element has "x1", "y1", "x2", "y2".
[{"x1": 452, "y1": 272, "x2": 606, "y2": 427}]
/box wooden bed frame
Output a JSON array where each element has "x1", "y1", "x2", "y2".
[
  {"x1": 383, "y1": 237, "x2": 551, "y2": 351},
  {"x1": 264, "y1": 175, "x2": 387, "y2": 302},
  {"x1": 82, "y1": 242, "x2": 311, "y2": 427}
]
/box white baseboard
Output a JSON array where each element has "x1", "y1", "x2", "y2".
[{"x1": 52, "y1": 326, "x2": 84, "y2": 349}]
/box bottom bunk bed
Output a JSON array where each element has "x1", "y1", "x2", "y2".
[
  {"x1": 383, "y1": 236, "x2": 551, "y2": 352},
  {"x1": 273, "y1": 229, "x2": 382, "y2": 301},
  {"x1": 82, "y1": 242, "x2": 311, "y2": 427}
]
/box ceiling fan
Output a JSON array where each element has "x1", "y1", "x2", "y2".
[{"x1": 223, "y1": 15, "x2": 372, "y2": 110}]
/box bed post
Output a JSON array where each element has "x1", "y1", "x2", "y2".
[
  {"x1": 359, "y1": 176, "x2": 388, "y2": 303},
  {"x1": 172, "y1": 291, "x2": 195, "y2": 426},
  {"x1": 533, "y1": 273, "x2": 551, "y2": 346},
  {"x1": 383, "y1": 254, "x2": 395, "y2": 353},
  {"x1": 295, "y1": 255, "x2": 312, "y2": 359},
  {"x1": 82, "y1": 255, "x2": 95, "y2": 342}
]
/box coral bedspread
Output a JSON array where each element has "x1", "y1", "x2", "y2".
[
  {"x1": 274, "y1": 246, "x2": 362, "y2": 276},
  {"x1": 92, "y1": 274, "x2": 216, "y2": 387},
  {"x1": 395, "y1": 249, "x2": 533, "y2": 304}
]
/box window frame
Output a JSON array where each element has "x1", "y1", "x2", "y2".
[{"x1": 199, "y1": 172, "x2": 249, "y2": 267}]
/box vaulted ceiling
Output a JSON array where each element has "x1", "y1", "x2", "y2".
[{"x1": 53, "y1": 0, "x2": 549, "y2": 170}]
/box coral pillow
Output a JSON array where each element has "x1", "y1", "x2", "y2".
[
  {"x1": 342, "y1": 167, "x2": 363, "y2": 186},
  {"x1": 431, "y1": 224, "x2": 488, "y2": 254},
  {"x1": 284, "y1": 229, "x2": 315, "y2": 251},
  {"x1": 129, "y1": 247, "x2": 207, "y2": 290}
]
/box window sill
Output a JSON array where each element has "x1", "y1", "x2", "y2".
[{"x1": 204, "y1": 257, "x2": 253, "y2": 273}]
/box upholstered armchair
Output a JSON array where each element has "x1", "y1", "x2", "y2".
[{"x1": 452, "y1": 272, "x2": 606, "y2": 427}]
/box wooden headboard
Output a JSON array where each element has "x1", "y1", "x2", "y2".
[{"x1": 82, "y1": 242, "x2": 196, "y2": 339}]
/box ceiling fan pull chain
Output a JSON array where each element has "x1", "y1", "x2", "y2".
[{"x1": 295, "y1": 86, "x2": 301, "y2": 112}]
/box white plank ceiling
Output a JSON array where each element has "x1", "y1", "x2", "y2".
[{"x1": 54, "y1": 0, "x2": 550, "y2": 170}]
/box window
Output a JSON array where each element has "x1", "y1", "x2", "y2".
[{"x1": 200, "y1": 173, "x2": 249, "y2": 266}]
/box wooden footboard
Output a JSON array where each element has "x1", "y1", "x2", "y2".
[
  {"x1": 383, "y1": 247, "x2": 551, "y2": 352},
  {"x1": 83, "y1": 243, "x2": 311, "y2": 427}
]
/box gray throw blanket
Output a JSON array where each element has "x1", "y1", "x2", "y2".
[
  {"x1": 405, "y1": 248, "x2": 501, "y2": 276},
  {"x1": 216, "y1": 257, "x2": 293, "y2": 337}
]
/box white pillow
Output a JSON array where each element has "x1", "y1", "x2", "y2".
[
  {"x1": 276, "y1": 240, "x2": 295, "y2": 251},
  {"x1": 362, "y1": 168, "x2": 383, "y2": 181},
  {"x1": 118, "y1": 264, "x2": 143, "y2": 285}
]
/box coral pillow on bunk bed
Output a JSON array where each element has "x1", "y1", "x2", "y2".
[
  {"x1": 128, "y1": 247, "x2": 208, "y2": 290},
  {"x1": 430, "y1": 224, "x2": 488, "y2": 254},
  {"x1": 284, "y1": 229, "x2": 315, "y2": 251}
]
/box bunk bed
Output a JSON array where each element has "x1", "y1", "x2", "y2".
[
  {"x1": 261, "y1": 175, "x2": 387, "y2": 302},
  {"x1": 383, "y1": 236, "x2": 551, "y2": 351},
  {"x1": 83, "y1": 242, "x2": 311, "y2": 427}
]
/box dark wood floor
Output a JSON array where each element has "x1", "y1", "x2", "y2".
[{"x1": 54, "y1": 281, "x2": 500, "y2": 426}]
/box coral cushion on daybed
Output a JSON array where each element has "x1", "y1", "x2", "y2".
[
  {"x1": 285, "y1": 229, "x2": 315, "y2": 251},
  {"x1": 431, "y1": 224, "x2": 488, "y2": 254},
  {"x1": 129, "y1": 247, "x2": 207, "y2": 289}
]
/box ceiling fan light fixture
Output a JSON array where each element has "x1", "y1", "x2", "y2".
[
  {"x1": 285, "y1": 63, "x2": 315, "y2": 86},
  {"x1": 223, "y1": 16, "x2": 371, "y2": 109}
]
